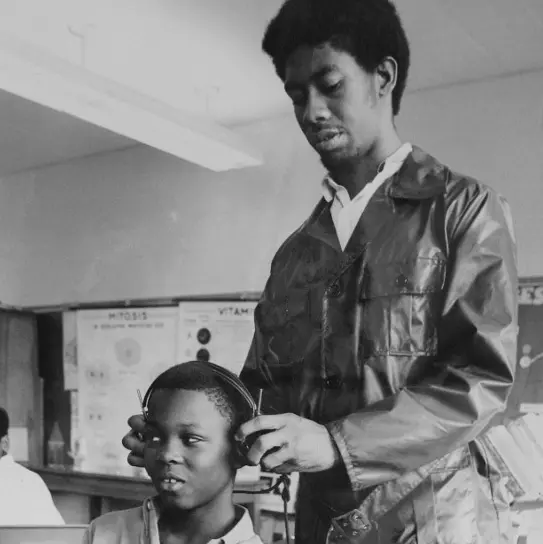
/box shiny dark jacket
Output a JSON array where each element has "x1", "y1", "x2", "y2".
[{"x1": 241, "y1": 146, "x2": 518, "y2": 544}]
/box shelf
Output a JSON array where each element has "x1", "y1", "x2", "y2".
[{"x1": 30, "y1": 466, "x2": 263, "y2": 504}]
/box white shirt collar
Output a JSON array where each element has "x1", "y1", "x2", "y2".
[
  {"x1": 321, "y1": 142, "x2": 413, "y2": 203},
  {"x1": 209, "y1": 506, "x2": 256, "y2": 544},
  {"x1": 144, "y1": 498, "x2": 257, "y2": 544},
  {"x1": 322, "y1": 176, "x2": 348, "y2": 205}
]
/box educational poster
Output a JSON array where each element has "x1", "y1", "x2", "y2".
[
  {"x1": 506, "y1": 279, "x2": 543, "y2": 419},
  {"x1": 76, "y1": 307, "x2": 178, "y2": 477},
  {"x1": 176, "y1": 301, "x2": 257, "y2": 376}
]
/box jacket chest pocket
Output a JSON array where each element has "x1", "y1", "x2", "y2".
[{"x1": 359, "y1": 256, "x2": 445, "y2": 356}]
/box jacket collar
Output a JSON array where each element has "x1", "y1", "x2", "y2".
[
  {"x1": 302, "y1": 146, "x2": 447, "y2": 259},
  {"x1": 321, "y1": 142, "x2": 413, "y2": 204},
  {"x1": 319, "y1": 144, "x2": 445, "y2": 203},
  {"x1": 301, "y1": 198, "x2": 342, "y2": 253},
  {"x1": 338, "y1": 146, "x2": 447, "y2": 265},
  {"x1": 386, "y1": 145, "x2": 447, "y2": 200}
]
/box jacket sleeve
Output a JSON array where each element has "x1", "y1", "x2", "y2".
[{"x1": 326, "y1": 186, "x2": 518, "y2": 491}]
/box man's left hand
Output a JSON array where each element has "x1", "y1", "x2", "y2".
[{"x1": 235, "y1": 413, "x2": 341, "y2": 473}]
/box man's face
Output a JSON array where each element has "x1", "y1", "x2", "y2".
[
  {"x1": 143, "y1": 389, "x2": 234, "y2": 512},
  {"x1": 284, "y1": 43, "x2": 384, "y2": 170}
]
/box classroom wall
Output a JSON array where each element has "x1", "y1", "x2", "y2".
[{"x1": 0, "y1": 68, "x2": 542, "y2": 307}]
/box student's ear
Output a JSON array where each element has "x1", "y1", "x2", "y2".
[{"x1": 229, "y1": 442, "x2": 245, "y2": 470}]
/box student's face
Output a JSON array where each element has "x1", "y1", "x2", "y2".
[
  {"x1": 284, "y1": 43, "x2": 389, "y2": 171},
  {"x1": 143, "y1": 389, "x2": 234, "y2": 512}
]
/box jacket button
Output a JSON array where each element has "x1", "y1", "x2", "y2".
[{"x1": 327, "y1": 282, "x2": 342, "y2": 297}]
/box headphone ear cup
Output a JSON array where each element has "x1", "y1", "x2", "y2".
[
  {"x1": 202, "y1": 362, "x2": 258, "y2": 470},
  {"x1": 231, "y1": 406, "x2": 257, "y2": 469},
  {"x1": 231, "y1": 440, "x2": 249, "y2": 469}
]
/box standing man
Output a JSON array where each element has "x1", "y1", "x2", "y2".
[{"x1": 123, "y1": 0, "x2": 518, "y2": 542}]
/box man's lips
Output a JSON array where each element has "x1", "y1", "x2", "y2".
[
  {"x1": 309, "y1": 129, "x2": 342, "y2": 144},
  {"x1": 308, "y1": 129, "x2": 346, "y2": 152}
]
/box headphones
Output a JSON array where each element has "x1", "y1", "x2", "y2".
[{"x1": 140, "y1": 360, "x2": 260, "y2": 467}]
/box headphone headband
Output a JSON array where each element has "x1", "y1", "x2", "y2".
[
  {"x1": 203, "y1": 361, "x2": 257, "y2": 414},
  {"x1": 142, "y1": 360, "x2": 257, "y2": 418}
]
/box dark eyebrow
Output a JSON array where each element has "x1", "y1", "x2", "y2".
[{"x1": 284, "y1": 65, "x2": 339, "y2": 94}]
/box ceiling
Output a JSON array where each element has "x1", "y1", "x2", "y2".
[
  {"x1": 0, "y1": 89, "x2": 136, "y2": 177},
  {"x1": 0, "y1": 0, "x2": 542, "y2": 176}
]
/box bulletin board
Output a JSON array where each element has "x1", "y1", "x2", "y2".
[{"x1": 38, "y1": 294, "x2": 260, "y2": 480}]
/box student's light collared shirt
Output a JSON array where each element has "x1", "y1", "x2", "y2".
[
  {"x1": 84, "y1": 497, "x2": 263, "y2": 544},
  {"x1": 321, "y1": 142, "x2": 413, "y2": 250},
  {"x1": 0, "y1": 454, "x2": 65, "y2": 526}
]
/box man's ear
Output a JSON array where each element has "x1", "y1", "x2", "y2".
[{"x1": 375, "y1": 56, "x2": 398, "y2": 98}]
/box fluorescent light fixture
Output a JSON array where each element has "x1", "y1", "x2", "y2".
[{"x1": 0, "y1": 32, "x2": 263, "y2": 172}]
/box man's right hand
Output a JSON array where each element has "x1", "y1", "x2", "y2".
[{"x1": 121, "y1": 414, "x2": 146, "y2": 467}]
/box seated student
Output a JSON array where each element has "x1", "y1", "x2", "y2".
[
  {"x1": 84, "y1": 361, "x2": 263, "y2": 544},
  {"x1": 0, "y1": 407, "x2": 65, "y2": 526}
]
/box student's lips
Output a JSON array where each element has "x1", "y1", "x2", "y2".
[{"x1": 156, "y1": 474, "x2": 186, "y2": 492}]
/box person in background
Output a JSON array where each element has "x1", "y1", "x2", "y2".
[
  {"x1": 85, "y1": 362, "x2": 262, "y2": 544},
  {"x1": 0, "y1": 406, "x2": 65, "y2": 526},
  {"x1": 123, "y1": 0, "x2": 518, "y2": 542}
]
